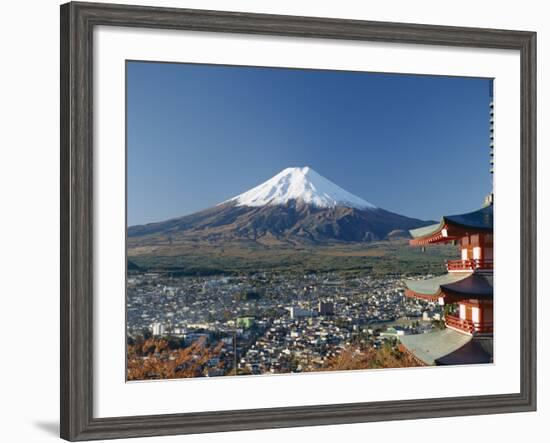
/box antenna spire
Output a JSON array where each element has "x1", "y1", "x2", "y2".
[{"x1": 484, "y1": 81, "x2": 494, "y2": 207}]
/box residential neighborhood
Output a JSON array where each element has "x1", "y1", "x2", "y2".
[{"x1": 127, "y1": 271, "x2": 441, "y2": 378}]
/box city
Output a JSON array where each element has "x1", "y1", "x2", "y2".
[{"x1": 126, "y1": 271, "x2": 442, "y2": 379}]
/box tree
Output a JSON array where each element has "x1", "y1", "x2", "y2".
[
  {"x1": 127, "y1": 336, "x2": 225, "y2": 380},
  {"x1": 320, "y1": 343, "x2": 421, "y2": 371}
]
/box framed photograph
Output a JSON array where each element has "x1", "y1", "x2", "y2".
[{"x1": 60, "y1": 1, "x2": 536, "y2": 440}]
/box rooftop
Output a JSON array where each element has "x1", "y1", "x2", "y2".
[
  {"x1": 399, "y1": 329, "x2": 493, "y2": 365},
  {"x1": 441, "y1": 273, "x2": 493, "y2": 300},
  {"x1": 405, "y1": 273, "x2": 471, "y2": 300},
  {"x1": 405, "y1": 272, "x2": 493, "y2": 301},
  {"x1": 409, "y1": 204, "x2": 493, "y2": 245}
]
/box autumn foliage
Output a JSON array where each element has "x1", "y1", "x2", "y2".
[
  {"x1": 321, "y1": 343, "x2": 422, "y2": 371},
  {"x1": 127, "y1": 336, "x2": 224, "y2": 381},
  {"x1": 127, "y1": 336, "x2": 421, "y2": 381}
]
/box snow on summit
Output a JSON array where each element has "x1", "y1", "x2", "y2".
[{"x1": 224, "y1": 166, "x2": 377, "y2": 210}]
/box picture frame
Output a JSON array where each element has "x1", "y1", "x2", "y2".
[{"x1": 60, "y1": 1, "x2": 537, "y2": 441}]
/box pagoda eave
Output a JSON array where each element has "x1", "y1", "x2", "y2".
[
  {"x1": 440, "y1": 290, "x2": 493, "y2": 304},
  {"x1": 409, "y1": 223, "x2": 476, "y2": 246},
  {"x1": 409, "y1": 205, "x2": 493, "y2": 246},
  {"x1": 440, "y1": 273, "x2": 493, "y2": 302},
  {"x1": 404, "y1": 273, "x2": 472, "y2": 302},
  {"x1": 399, "y1": 329, "x2": 492, "y2": 366},
  {"x1": 404, "y1": 288, "x2": 441, "y2": 302}
]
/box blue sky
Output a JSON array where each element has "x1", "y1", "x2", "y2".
[{"x1": 127, "y1": 61, "x2": 492, "y2": 226}]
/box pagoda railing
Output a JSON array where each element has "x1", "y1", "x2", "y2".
[
  {"x1": 445, "y1": 314, "x2": 493, "y2": 335},
  {"x1": 446, "y1": 259, "x2": 493, "y2": 272}
]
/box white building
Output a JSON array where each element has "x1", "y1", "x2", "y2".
[{"x1": 151, "y1": 322, "x2": 164, "y2": 336}]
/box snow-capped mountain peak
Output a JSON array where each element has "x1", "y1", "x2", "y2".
[{"x1": 223, "y1": 166, "x2": 377, "y2": 210}]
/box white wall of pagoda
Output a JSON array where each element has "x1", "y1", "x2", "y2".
[{"x1": 459, "y1": 304, "x2": 467, "y2": 320}]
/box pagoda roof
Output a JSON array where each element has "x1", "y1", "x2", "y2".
[
  {"x1": 405, "y1": 272, "x2": 493, "y2": 302},
  {"x1": 405, "y1": 273, "x2": 470, "y2": 300},
  {"x1": 435, "y1": 337, "x2": 493, "y2": 365},
  {"x1": 399, "y1": 330, "x2": 493, "y2": 366},
  {"x1": 409, "y1": 223, "x2": 441, "y2": 240},
  {"x1": 399, "y1": 329, "x2": 473, "y2": 365},
  {"x1": 441, "y1": 273, "x2": 493, "y2": 299},
  {"x1": 444, "y1": 204, "x2": 493, "y2": 231},
  {"x1": 410, "y1": 204, "x2": 493, "y2": 245}
]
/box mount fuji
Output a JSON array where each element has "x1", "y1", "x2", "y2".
[
  {"x1": 128, "y1": 167, "x2": 433, "y2": 245},
  {"x1": 223, "y1": 167, "x2": 377, "y2": 210}
]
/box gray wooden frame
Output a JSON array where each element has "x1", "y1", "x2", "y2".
[{"x1": 60, "y1": 1, "x2": 537, "y2": 441}]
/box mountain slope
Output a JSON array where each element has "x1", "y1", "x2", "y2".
[{"x1": 128, "y1": 167, "x2": 433, "y2": 246}]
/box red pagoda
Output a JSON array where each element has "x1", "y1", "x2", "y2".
[
  {"x1": 399, "y1": 83, "x2": 494, "y2": 366},
  {"x1": 399, "y1": 201, "x2": 494, "y2": 365}
]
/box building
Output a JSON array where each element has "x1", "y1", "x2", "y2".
[
  {"x1": 318, "y1": 300, "x2": 334, "y2": 316},
  {"x1": 399, "y1": 203, "x2": 494, "y2": 365},
  {"x1": 288, "y1": 306, "x2": 316, "y2": 319},
  {"x1": 379, "y1": 327, "x2": 406, "y2": 339},
  {"x1": 151, "y1": 322, "x2": 165, "y2": 336},
  {"x1": 399, "y1": 85, "x2": 495, "y2": 366},
  {"x1": 236, "y1": 316, "x2": 255, "y2": 329}
]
